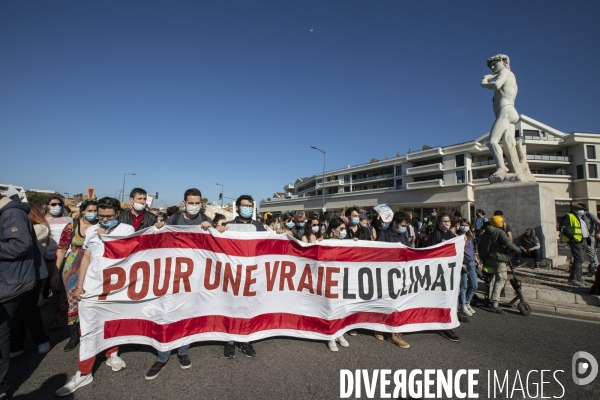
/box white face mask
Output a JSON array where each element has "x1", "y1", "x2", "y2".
[
  {"x1": 185, "y1": 205, "x2": 201, "y2": 216},
  {"x1": 339, "y1": 229, "x2": 347, "y2": 239},
  {"x1": 311, "y1": 226, "x2": 319, "y2": 233},
  {"x1": 320, "y1": 225, "x2": 326, "y2": 233},
  {"x1": 49, "y1": 205, "x2": 62, "y2": 216},
  {"x1": 275, "y1": 223, "x2": 281, "y2": 230},
  {"x1": 133, "y1": 202, "x2": 146, "y2": 212}
]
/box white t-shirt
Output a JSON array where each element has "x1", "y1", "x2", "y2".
[
  {"x1": 83, "y1": 223, "x2": 135, "y2": 258},
  {"x1": 45, "y1": 215, "x2": 73, "y2": 258}
]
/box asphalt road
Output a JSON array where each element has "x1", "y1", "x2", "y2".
[{"x1": 8, "y1": 304, "x2": 600, "y2": 400}]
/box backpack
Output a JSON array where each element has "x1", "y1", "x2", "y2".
[{"x1": 478, "y1": 231, "x2": 494, "y2": 260}]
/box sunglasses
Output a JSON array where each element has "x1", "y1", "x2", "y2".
[{"x1": 49, "y1": 203, "x2": 61, "y2": 206}]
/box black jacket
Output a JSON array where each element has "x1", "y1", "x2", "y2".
[
  {"x1": 118, "y1": 210, "x2": 157, "y2": 231},
  {"x1": 345, "y1": 224, "x2": 371, "y2": 240},
  {"x1": 0, "y1": 199, "x2": 38, "y2": 302}
]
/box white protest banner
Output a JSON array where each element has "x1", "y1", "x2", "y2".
[{"x1": 79, "y1": 226, "x2": 463, "y2": 361}]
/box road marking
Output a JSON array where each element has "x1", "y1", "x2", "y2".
[{"x1": 531, "y1": 312, "x2": 600, "y2": 325}]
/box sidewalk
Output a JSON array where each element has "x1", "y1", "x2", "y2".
[{"x1": 476, "y1": 256, "x2": 600, "y2": 320}]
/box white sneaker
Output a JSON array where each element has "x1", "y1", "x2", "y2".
[
  {"x1": 38, "y1": 342, "x2": 51, "y2": 354},
  {"x1": 336, "y1": 335, "x2": 349, "y2": 348},
  {"x1": 106, "y1": 353, "x2": 126, "y2": 371},
  {"x1": 459, "y1": 305, "x2": 473, "y2": 317},
  {"x1": 465, "y1": 304, "x2": 476, "y2": 314},
  {"x1": 55, "y1": 371, "x2": 93, "y2": 397},
  {"x1": 327, "y1": 339, "x2": 338, "y2": 352}
]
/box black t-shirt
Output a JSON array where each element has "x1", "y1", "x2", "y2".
[{"x1": 428, "y1": 229, "x2": 456, "y2": 246}]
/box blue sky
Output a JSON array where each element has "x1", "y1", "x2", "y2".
[{"x1": 2, "y1": 1, "x2": 599, "y2": 207}]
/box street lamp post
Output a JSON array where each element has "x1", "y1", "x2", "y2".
[
  {"x1": 121, "y1": 173, "x2": 136, "y2": 202},
  {"x1": 215, "y1": 183, "x2": 224, "y2": 207},
  {"x1": 310, "y1": 146, "x2": 327, "y2": 213},
  {"x1": 64, "y1": 192, "x2": 70, "y2": 200}
]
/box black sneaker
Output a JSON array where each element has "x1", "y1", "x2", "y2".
[
  {"x1": 534, "y1": 263, "x2": 540, "y2": 269},
  {"x1": 439, "y1": 330, "x2": 460, "y2": 342},
  {"x1": 177, "y1": 354, "x2": 192, "y2": 369},
  {"x1": 63, "y1": 334, "x2": 80, "y2": 352},
  {"x1": 224, "y1": 342, "x2": 235, "y2": 358},
  {"x1": 145, "y1": 362, "x2": 167, "y2": 381},
  {"x1": 489, "y1": 304, "x2": 505, "y2": 314},
  {"x1": 239, "y1": 342, "x2": 256, "y2": 357},
  {"x1": 457, "y1": 313, "x2": 470, "y2": 323}
]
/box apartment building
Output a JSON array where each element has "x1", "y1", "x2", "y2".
[{"x1": 259, "y1": 115, "x2": 600, "y2": 221}]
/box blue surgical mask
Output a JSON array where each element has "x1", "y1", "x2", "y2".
[
  {"x1": 351, "y1": 217, "x2": 360, "y2": 225},
  {"x1": 285, "y1": 221, "x2": 295, "y2": 229},
  {"x1": 459, "y1": 226, "x2": 469, "y2": 233},
  {"x1": 339, "y1": 229, "x2": 347, "y2": 239},
  {"x1": 397, "y1": 226, "x2": 407, "y2": 234},
  {"x1": 296, "y1": 221, "x2": 306, "y2": 227},
  {"x1": 239, "y1": 206, "x2": 253, "y2": 219},
  {"x1": 577, "y1": 210, "x2": 584, "y2": 216},
  {"x1": 84, "y1": 213, "x2": 97, "y2": 222},
  {"x1": 99, "y1": 219, "x2": 118, "y2": 229}
]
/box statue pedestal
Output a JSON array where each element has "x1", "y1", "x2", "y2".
[{"x1": 474, "y1": 182, "x2": 566, "y2": 267}]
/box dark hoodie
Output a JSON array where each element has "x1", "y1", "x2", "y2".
[
  {"x1": 520, "y1": 229, "x2": 540, "y2": 250},
  {"x1": 0, "y1": 198, "x2": 38, "y2": 302}
]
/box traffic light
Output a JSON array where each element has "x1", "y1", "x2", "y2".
[
  {"x1": 219, "y1": 193, "x2": 223, "y2": 200},
  {"x1": 155, "y1": 192, "x2": 158, "y2": 199}
]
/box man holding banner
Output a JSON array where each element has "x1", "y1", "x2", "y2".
[
  {"x1": 223, "y1": 194, "x2": 265, "y2": 358},
  {"x1": 56, "y1": 197, "x2": 135, "y2": 397}
]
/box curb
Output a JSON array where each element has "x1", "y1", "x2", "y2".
[{"x1": 476, "y1": 282, "x2": 600, "y2": 320}]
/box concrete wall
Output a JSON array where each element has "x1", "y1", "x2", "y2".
[{"x1": 474, "y1": 183, "x2": 558, "y2": 260}]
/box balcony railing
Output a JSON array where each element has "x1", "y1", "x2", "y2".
[
  {"x1": 406, "y1": 179, "x2": 445, "y2": 190},
  {"x1": 522, "y1": 135, "x2": 562, "y2": 142},
  {"x1": 406, "y1": 163, "x2": 444, "y2": 175},
  {"x1": 317, "y1": 179, "x2": 344, "y2": 188},
  {"x1": 296, "y1": 186, "x2": 316, "y2": 195},
  {"x1": 352, "y1": 173, "x2": 395, "y2": 183},
  {"x1": 527, "y1": 154, "x2": 571, "y2": 162}
]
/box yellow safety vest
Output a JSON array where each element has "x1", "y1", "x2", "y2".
[{"x1": 561, "y1": 213, "x2": 582, "y2": 243}]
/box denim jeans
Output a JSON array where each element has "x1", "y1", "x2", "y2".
[
  {"x1": 157, "y1": 345, "x2": 189, "y2": 362},
  {"x1": 459, "y1": 260, "x2": 478, "y2": 306},
  {"x1": 516, "y1": 249, "x2": 540, "y2": 264}
]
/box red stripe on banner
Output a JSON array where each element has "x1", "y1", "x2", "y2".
[
  {"x1": 103, "y1": 232, "x2": 456, "y2": 262},
  {"x1": 103, "y1": 308, "x2": 450, "y2": 341}
]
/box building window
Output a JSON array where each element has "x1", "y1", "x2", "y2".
[
  {"x1": 456, "y1": 170, "x2": 465, "y2": 184},
  {"x1": 589, "y1": 164, "x2": 598, "y2": 179},
  {"x1": 396, "y1": 180, "x2": 402, "y2": 190},
  {"x1": 577, "y1": 165, "x2": 584, "y2": 179},
  {"x1": 344, "y1": 174, "x2": 350, "y2": 183},
  {"x1": 363, "y1": 186, "x2": 367, "y2": 190},
  {"x1": 344, "y1": 186, "x2": 350, "y2": 192},
  {"x1": 395, "y1": 165, "x2": 402, "y2": 176},
  {"x1": 455, "y1": 154, "x2": 465, "y2": 167},
  {"x1": 587, "y1": 145, "x2": 596, "y2": 160}
]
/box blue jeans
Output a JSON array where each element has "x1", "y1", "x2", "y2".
[
  {"x1": 516, "y1": 249, "x2": 540, "y2": 264},
  {"x1": 459, "y1": 260, "x2": 478, "y2": 306},
  {"x1": 157, "y1": 345, "x2": 189, "y2": 362}
]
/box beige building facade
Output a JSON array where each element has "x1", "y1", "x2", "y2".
[{"x1": 260, "y1": 115, "x2": 600, "y2": 221}]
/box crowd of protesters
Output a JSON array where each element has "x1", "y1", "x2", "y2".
[{"x1": 1, "y1": 184, "x2": 599, "y2": 397}]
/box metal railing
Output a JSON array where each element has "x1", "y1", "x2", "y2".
[
  {"x1": 527, "y1": 154, "x2": 571, "y2": 162},
  {"x1": 352, "y1": 173, "x2": 395, "y2": 183}
]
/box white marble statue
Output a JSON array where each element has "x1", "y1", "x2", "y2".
[{"x1": 481, "y1": 54, "x2": 534, "y2": 183}]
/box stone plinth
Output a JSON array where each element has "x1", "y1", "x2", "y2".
[{"x1": 474, "y1": 182, "x2": 566, "y2": 266}]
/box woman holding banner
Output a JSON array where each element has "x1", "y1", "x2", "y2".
[
  {"x1": 323, "y1": 218, "x2": 351, "y2": 351},
  {"x1": 54, "y1": 199, "x2": 98, "y2": 352}
]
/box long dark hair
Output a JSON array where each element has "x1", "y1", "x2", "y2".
[{"x1": 303, "y1": 214, "x2": 322, "y2": 241}]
